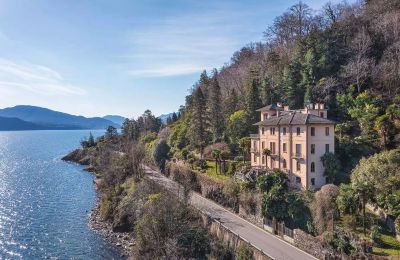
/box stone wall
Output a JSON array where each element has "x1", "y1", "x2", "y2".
[
  {"x1": 202, "y1": 214, "x2": 272, "y2": 260},
  {"x1": 293, "y1": 229, "x2": 334, "y2": 259}
]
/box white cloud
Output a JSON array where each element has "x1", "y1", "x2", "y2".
[
  {"x1": 125, "y1": 8, "x2": 259, "y2": 78},
  {"x1": 0, "y1": 58, "x2": 86, "y2": 96}
]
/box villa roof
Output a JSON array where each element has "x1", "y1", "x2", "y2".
[{"x1": 254, "y1": 112, "x2": 336, "y2": 126}]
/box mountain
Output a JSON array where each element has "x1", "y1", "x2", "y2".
[
  {"x1": 0, "y1": 106, "x2": 119, "y2": 130},
  {"x1": 103, "y1": 115, "x2": 127, "y2": 126},
  {"x1": 0, "y1": 116, "x2": 50, "y2": 131},
  {"x1": 158, "y1": 113, "x2": 174, "y2": 124}
]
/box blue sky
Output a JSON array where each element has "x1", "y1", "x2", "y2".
[{"x1": 0, "y1": 0, "x2": 350, "y2": 118}]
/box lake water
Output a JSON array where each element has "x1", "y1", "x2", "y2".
[{"x1": 0, "y1": 130, "x2": 121, "y2": 259}]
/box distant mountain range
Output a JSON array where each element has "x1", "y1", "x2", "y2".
[
  {"x1": 103, "y1": 115, "x2": 127, "y2": 126},
  {"x1": 158, "y1": 113, "x2": 174, "y2": 123},
  {"x1": 0, "y1": 105, "x2": 122, "y2": 131}
]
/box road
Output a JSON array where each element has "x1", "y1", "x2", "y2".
[{"x1": 145, "y1": 166, "x2": 317, "y2": 260}]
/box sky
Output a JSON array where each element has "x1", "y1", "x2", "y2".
[{"x1": 0, "y1": 0, "x2": 351, "y2": 118}]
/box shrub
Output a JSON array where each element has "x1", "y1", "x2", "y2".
[
  {"x1": 226, "y1": 161, "x2": 237, "y2": 176},
  {"x1": 370, "y1": 225, "x2": 382, "y2": 245},
  {"x1": 235, "y1": 244, "x2": 253, "y2": 260},
  {"x1": 99, "y1": 198, "x2": 113, "y2": 220},
  {"x1": 342, "y1": 214, "x2": 357, "y2": 231}
]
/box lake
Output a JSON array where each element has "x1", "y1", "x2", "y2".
[{"x1": 0, "y1": 130, "x2": 121, "y2": 259}]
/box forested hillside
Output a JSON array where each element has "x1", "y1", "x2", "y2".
[
  {"x1": 95, "y1": 0, "x2": 400, "y2": 258},
  {"x1": 157, "y1": 0, "x2": 400, "y2": 179}
]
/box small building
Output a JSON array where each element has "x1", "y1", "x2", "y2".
[{"x1": 250, "y1": 102, "x2": 335, "y2": 189}]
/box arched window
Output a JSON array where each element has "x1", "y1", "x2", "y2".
[
  {"x1": 311, "y1": 162, "x2": 315, "y2": 172},
  {"x1": 282, "y1": 159, "x2": 287, "y2": 169}
]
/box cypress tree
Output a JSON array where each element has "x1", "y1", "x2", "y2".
[
  {"x1": 245, "y1": 66, "x2": 263, "y2": 126},
  {"x1": 189, "y1": 87, "x2": 210, "y2": 156},
  {"x1": 208, "y1": 69, "x2": 225, "y2": 142}
]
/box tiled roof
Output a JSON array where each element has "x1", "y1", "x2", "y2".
[{"x1": 254, "y1": 112, "x2": 336, "y2": 126}]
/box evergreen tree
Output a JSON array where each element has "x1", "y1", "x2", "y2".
[
  {"x1": 224, "y1": 88, "x2": 239, "y2": 117},
  {"x1": 172, "y1": 112, "x2": 178, "y2": 122},
  {"x1": 282, "y1": 59, "x2": 303, "y2": 109},
  {"x1": 208, "y1": 69, "x2": 225, "y2": 142},
  {"x1": 245, "y1": 66, "x2": 263, "y2": 127},
  {"x1": 188, "y1": 87, "x2": 210, "y2": 156}
]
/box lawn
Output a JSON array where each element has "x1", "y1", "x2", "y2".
[
  {"x1": 201, "y1": 161, "x2": 230, "y2": 181},
  {"x1": 338, "y1": 211, "x2": 400, "y2": 257}
]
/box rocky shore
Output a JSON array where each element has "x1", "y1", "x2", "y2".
[
  {"x1": 89, "y1": 201, "x2": 135, "y2": 259},
  {"x1": 63, "y1": 148, "x2": 135, "y2": 259}
]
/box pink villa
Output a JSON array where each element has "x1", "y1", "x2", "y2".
[{"x1": 250, "y1": 102, "x2": 336, "y2": 189}]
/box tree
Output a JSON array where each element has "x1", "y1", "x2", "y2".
[
  {"x1": 239, "y1": 137, "x2": 251, "y2": 162},
  {"x1": 153, "y1": 140, "x2": 171, "y2": 172},
  {"x1": 337, "y1": 184, "x2": 360, "y2": 216},
  {"x1": 224, "y1": 88, "x2": 239, "y2": 117},
  {"x1": 321, "y1": 152, "x2": 343, "y2": 184},
  {"x1": 105, "y1": 125, "x2": 118, "y2": 141},
  {"x1": 227, "y1": 110, "x2": 249, "y2": 143},
  {"x1": 351, "y1": 149, "x2": 400, "y2": 233},
  {"x1": 208, "y1": 69, "x2": 225, "y2": 142},
  {"x1": 212, "y1": 149, "x2": 221, "y2": 174},
  {"x1": 343, "y1": 27, "x2": 373, "y2": 93},
  {"x1": 188, "y1": 87, "x2": 210, "y2": 156},
  {"x1": 311, "y1": 184, "x2": 339, "y2": 235},
  {"x1": 245, "y1": 66, "x2": 262, "y2": 127}
]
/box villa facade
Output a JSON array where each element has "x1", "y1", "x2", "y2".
[{"x1": 250, "y1": 103, "x2": 335, "y2": 189}]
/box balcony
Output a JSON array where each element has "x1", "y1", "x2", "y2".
[
  {"x1": 291, "y1": 152, "x2": 305, "y2": 159},
  {"x1": 250, "y1": 148, "x2": 260, "y2": 155}
]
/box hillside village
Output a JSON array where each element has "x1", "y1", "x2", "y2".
[{"x1": 65, "y1": 0, "x2": 400, "y2": 259}]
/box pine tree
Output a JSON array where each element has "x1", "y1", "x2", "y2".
[
  {"x1": 208, "y1": 69, "x2": 225, "y2": 142},
  {"x1": 188, "y1": 87, "x2": 210, "y2": 156},
  {"x1": 172, "y1": 112, "x2": 178, "y2": 122},
  {"x1": 245, "y1": 66, "x2": 263, "y2": 126},
  {"x1": 224, "y1": 88, "x2": 239, "y2": 117}
]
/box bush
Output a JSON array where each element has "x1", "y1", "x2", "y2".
[
  {"x1": 370, "y1": 225, "x2": 382, "y2": 245},
  {"x1": 198, "y1": 159, "x2": 208, "y2": 170},
  {"x1": 342, "y1": 214, "x2": 357, "y2": 231},
  {"x1": 226, "y1": 161, "x2": 237, "y2": 176},
  {"x1": 234, "y1": 156, "x2": 244, "y2": 162},
  {"x1": 100, "y1": 198, "x2": 113, "y2": 220},
  {"x1": 235, "y1": 244, "x2": 253, "y2": 260}
]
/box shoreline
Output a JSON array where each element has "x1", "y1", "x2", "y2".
[{"x1": 88, "y1": 192, "x2": 135, "y2": 259}]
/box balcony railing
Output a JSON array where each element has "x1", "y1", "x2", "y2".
[{"x1": 291, "y1": 152, "x2": 305, "y2": 159}]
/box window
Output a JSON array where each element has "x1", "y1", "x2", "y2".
[
  {"x1": 270, "y1": 142, "x2": 276, "y2": 154},
  {"x1": 311, "y1": 178, "x2": 315, "y2": 186},
  {"x1": 283, "y1": 127, "x2": 286, "y2": 135},
  {"x1": 311, "y1": 162, "x2": 315, "y2": 172},
  {"x1": 311, "y1": 127, "x2": 315, "y2": 136},
  {"x1": 296, "y1": 177, "x2": 301, "y2": 183},
  {"x1": 320, "y1": 112, "x2": 324, "y2": 118},
  {"x1": 262, "y1": 156, "x2": 265, "y2": 164},
  {"x1": 296, "y1": 161, "x2": 301, "y2": 171},
  {"x1": 325, "y1": 144, "x2": 330, "y2": 154},
  {"x1": 262, "y1": 127, "x2": 264, "y2": 135},
  {"x1": 296, "y1": 127, "x2": 301, "y2": 136},
  {"x1": 263, "y1": 113, "x2": 268, "y2": 120},
  {"x1": 283, "y1": 143, "x2": 287, "y2": 153},
  {"x1": 270, "y1": 127, "x2": 275, "y2": 135},
  {"x1": 295, "y1": 144, "x2": 301, "y2": 156},
  {"x1": 325, "y1": 127, "x2": 330, "y2": 136},
  {"x1": 282, "y1": 159, "x2": 287, "y2": 169},
  {"x1": 253, "y1": 155, "x2": 257, "y2": 163},
  {"x1": 311, "y1": 144, "x2": 315, "y2": 154},
  {"x1": 261, "y1": 141, "x2": 265, "y2": 149},
  {"x1": 253, "y1": 141, "x2": 257, "y2": 151}
]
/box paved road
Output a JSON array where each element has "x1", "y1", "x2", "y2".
[{"x1": 145, "y1": 167, "x2": 317, "y2": 260}]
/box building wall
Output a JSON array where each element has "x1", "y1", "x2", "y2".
[
  {"x1": 290, "y1": 125, "x2": 308, "y2": 189},
  {"x1": 307, "y1": 124, "x2": 335, "y2": 188}
]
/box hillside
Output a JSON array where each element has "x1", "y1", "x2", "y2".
[
  {"x1": 0, "y1": 106, "x2": 120, "y2": 130},
  {"x1": 103, "y1": 115, "x2": 126, "y2": 126},
  {"x1": 0, "y1": 116, "x2": 50, "y2": 131}
]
